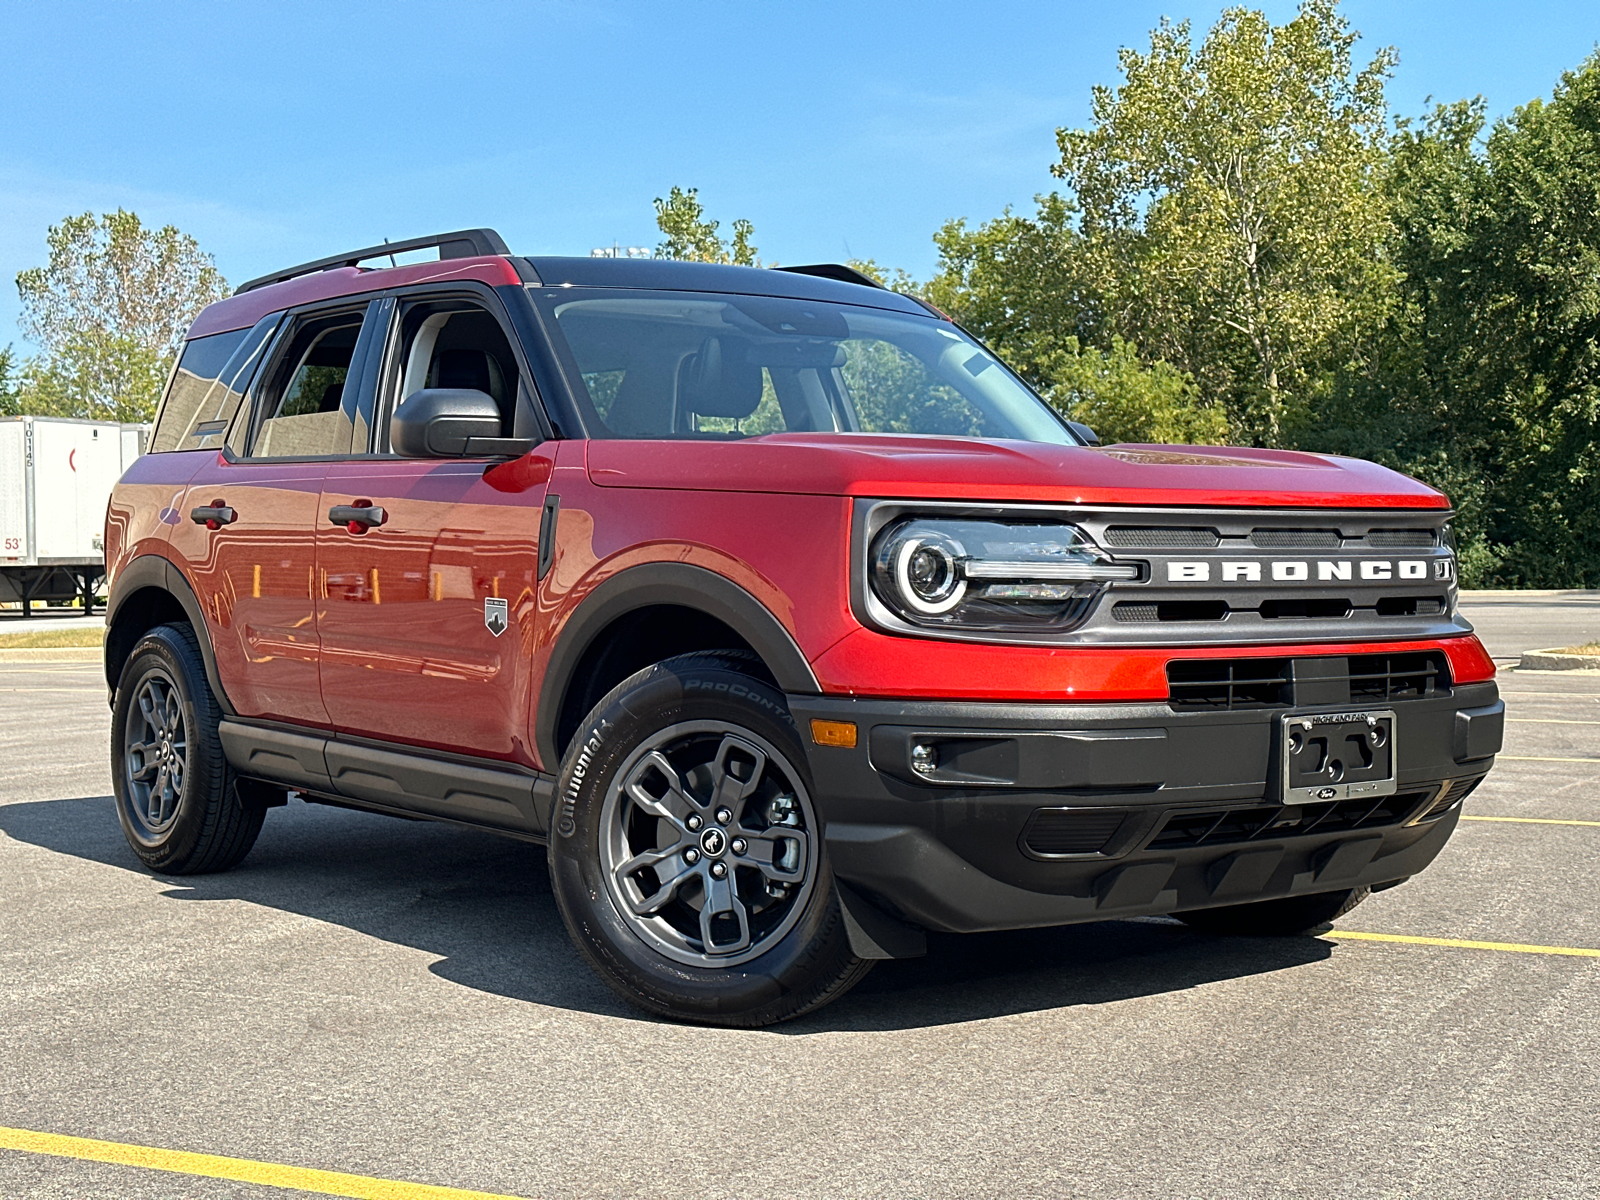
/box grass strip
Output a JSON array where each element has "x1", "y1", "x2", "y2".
[{"x1": 0, "y1": 627, "x2": 106, "y2": 649}]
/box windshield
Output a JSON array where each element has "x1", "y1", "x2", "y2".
[{"x1": 532, "y1": 289, "x2": 1078, "y2": 444}]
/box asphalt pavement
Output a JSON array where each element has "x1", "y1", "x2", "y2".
[{"x1": 0, "y1": 595, "x2": 1596, "y2": 1199}]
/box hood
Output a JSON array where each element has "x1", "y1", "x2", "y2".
[{"x1": 586, "y1": 435, "x2": 1449, "y2": 510}]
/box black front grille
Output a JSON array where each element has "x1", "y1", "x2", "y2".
[
  {"x1": 1168, "y1": 652, "x2": 1452, "y2": 710},
  {"x1": 1022, "y1": 809, "x2": 1127, "y2": 856},
  {"x1": 1418, "y1": 774, "x2": 1485, "y2": 821},
  {"x1": 1375, "y1": 596, "x2": 1447, "y2": 617},
  {"x1": 1113, "y1": 600, "x2": 1230, "y2": 623},
  {"x1": 1348, "y1": 651, "x2": 1451, "y2": 701},
  {"x1": 1251, "y1": 528, "x2": 1341, "y2": 548},
  {"x1": 1147, "y1": 791, "x2": 1432, "y2": 850},
  {"x1": 1259, "y1": 598, "x2": 1353, "y2": 620},
  {"x1": 1167, "y1": 658, "x2": 1293, "y2": 710},
  {"x1": 1366, "y1": 529, "x2": 1436, "y2": 548},
  {"x1": 1103, "y1": 526, "x2": 1220, "y2": 548}
]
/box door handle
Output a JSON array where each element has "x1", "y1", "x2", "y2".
[
  {"x1": 190, "y1": 502, "x2": 237, "y2": 530},
  {"x1": 329, "y1": 503, "x2": 387, "y2": 533}
]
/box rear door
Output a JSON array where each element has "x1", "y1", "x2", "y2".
[
  {"x1": 172, "y1": 300, "x2": 383, "y2": 725},
  {"x1": 315, "y1": 288, "x2": 552, "y2": 764}
]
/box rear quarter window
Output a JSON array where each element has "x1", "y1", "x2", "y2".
[{"x1": 149, "y1": 318, "x2": 277, "y2": 452}]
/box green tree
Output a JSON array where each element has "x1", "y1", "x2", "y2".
[
  {"x1": 1317, "y1": 58, "x2": 1600, "y2": 586},
  {"x1": 842, "y1": 257, "x2": 921, "y2": 294},
  {"x1": 1053, "y1": 0, "x2": 1398, "y2": 443},
  {"x1": 0, "y1": 346, "x2": 16, "y2": 416},
  {"x1": 924, "y1": 194, "x2": 1094, "y2": 388},
  {"x1": 653, "y1": 187, "x2": 760, "y2": 265},
  {"x1": 924, "y1": 195, "x2": 1227, "y2": 443},
  {"x1": 1307, "y1": 100, "x2": 1504, "y2": 578},
  {"x1": 14, "y1": 209, "x2": 228, "y2": 421},
  {"x1": 1048, "y1": 336, "x2": 1229, "y2": 445}
]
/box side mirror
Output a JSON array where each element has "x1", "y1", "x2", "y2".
[
  {"x1": 1067, "y1": 420, "x2": 1102, "y2": 447},
  {"x1": 390, "y1": 389, "x2": 531, "y2": 457}
]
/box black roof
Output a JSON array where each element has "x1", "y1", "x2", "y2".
[{"x1": 523, "y1": 256, "x2": 930, "y2": 316}]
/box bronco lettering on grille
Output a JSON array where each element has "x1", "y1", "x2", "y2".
[{"x1": 1165, "y1": 559, "x2": 1450, "y2": 584}]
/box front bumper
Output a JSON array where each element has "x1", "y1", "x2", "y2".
[{"x1": 789, "y1": 682, "x2": 1502, "y2": 934}]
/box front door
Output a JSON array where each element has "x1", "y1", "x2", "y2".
[{"x1": 315, "y1": 293, "x2": 551, "y2": 765}]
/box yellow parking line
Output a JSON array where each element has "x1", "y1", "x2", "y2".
[
  {"x1": 1461, "y1": 815, "x2": 1600, "y2": 827},
  {"x1": 1506, "y1": 717, "x2": 1600, "y2": 725},
  {"x1": 0, "y1": 1126, "x2": 526, "y2": 1200},
  {"x1": 1328, "y1": 931, "x2": 1600, "y2": 958},
  {"x1": 1499, "y1": 755, "x2": 1600, "y2": 764}
]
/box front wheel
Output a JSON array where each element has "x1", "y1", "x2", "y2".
[
  {"x1": 548, "y1": 653, "x2": 871, "y2": 1026},
  {"x1": 1178, "y1": 887, "x2": 1370, "y2": 937}
]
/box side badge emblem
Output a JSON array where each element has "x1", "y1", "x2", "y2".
[{"x1": 484, "y1": 597, "x2": 509, "y2": 637}]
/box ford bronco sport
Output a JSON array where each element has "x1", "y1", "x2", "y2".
[{"x1": 103, "y1": 228, "x2": 1504, "y2": 1025}]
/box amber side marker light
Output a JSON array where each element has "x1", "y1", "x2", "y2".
[{"x1": 810, "y1": 719, "x2": 858, "y2": 748}]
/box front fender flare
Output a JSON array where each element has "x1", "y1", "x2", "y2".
[{"x1": 535, "y1": 562, "x2": 821, "y2": 770}]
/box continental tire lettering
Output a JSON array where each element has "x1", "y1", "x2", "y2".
[
  {"x1": 557, "y1": 719, "x2": 610, "y2": 838},
  {"x1": 683, "y1": 677, "x2": 794, "y2": 725}
]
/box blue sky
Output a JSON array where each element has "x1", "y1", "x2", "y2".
[{"x1": 2, "y1": 1, "x2": 1598, "y2": 354}]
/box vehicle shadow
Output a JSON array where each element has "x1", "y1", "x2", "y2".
[{"x1": 0, "y1": 794, "x2": 1331, "y2": 1032}]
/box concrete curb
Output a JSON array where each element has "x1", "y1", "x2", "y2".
[
  {"x1": 1519, "y1": 648, "x2": 1600, "y2": 671},
  {"x1": 0, "y1": 648, "x2": 103, "y2": 663},
  {"x1": 1460, "y1": 589, "x2": 1600, "y2": 600}
]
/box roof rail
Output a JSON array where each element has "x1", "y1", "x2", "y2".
[
  {"x1": 773, "y1": 263, "x2": 886, "y2": 289},
  {"x1": 234, "y1": 228, "x2": 512, "y2": 295}
]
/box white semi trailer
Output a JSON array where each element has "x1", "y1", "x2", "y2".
[{"x1": 0, "y1": 416, "x2": 147, "y2": 616}]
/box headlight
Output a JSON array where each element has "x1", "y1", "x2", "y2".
[{"x1": 870, "y1": 517, "x2": 1137, "y2": 631}]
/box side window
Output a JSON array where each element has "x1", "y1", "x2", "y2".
[
  {"x1": 243, "y1": 310, "x2": 366, "y2": 458},
  {"x1": 150, "y1": 328, "x2": 251, "y2": 452},
  {"x1": 385, "y1": 300, "x2": 520, "y2": 448}
]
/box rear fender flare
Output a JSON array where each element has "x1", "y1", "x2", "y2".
[{"x1": 105, "y1": 554, "x2": 235, "y2": 715}]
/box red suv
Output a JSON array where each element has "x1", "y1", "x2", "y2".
[{"x1": 104, "y1": 228, "x2": 1504, "y2": 1025}]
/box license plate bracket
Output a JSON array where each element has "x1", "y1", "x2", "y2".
[{"x1": 1278, "y1": 709, "x2": 1397, "y2": 804}]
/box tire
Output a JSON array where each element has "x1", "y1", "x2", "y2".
[
  {"x1": 548, "y1": 652, "x2": 872, "y2": 1026},
  {"x1": 1178, "y1": 886, "x2": 1370, "y2": 937},
  {"x1": 110, "y1": 623, "x2": 267, "y2": 874}
]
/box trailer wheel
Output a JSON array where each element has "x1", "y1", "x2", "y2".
[{"x1": 110, "y1": 623, "x2": 267, "y2": 874}]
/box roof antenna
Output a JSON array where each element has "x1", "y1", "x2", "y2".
[{"x1": 384, "y1": 237, "x2": 397, "y2": 268}]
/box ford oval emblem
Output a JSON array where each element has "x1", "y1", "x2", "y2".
[{"x1": 1314, "y1": 787, "x2": 1338, "y2": 800}]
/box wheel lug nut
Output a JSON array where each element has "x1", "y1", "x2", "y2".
[
  {"x1": 731, "y1": 838, "x2": 747, "y2": 854},
  {"x1": 715, "y1": 807, "x2": 733, "y2": 824},
  {"x1": 686, "y1": 815, "x2": 702, "y2": 831},
  {"x1": 684, "y1": 848, "x2": 700, "y2": 864},
  {"x1": 710, "y1": 862, "x2": 728, "y2": 879}
]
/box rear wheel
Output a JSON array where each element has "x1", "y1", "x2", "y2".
[
  {"x1": 111, "y1": 623, "x2": 266, "y2": 874},
  {"x1": 548, "y1": 653, "x2": 871, "y2": 1026},
  {"x1": 1178, "y1": 887, "x2": 1370, "y2": 937}
]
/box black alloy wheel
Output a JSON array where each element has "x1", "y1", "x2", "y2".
[
  {"x1": 549, "y1": 652, "x2": 872, "y2": 1026},
  {"x1": 111, "y1": 623, "x2": 268, "y2": 874}
]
